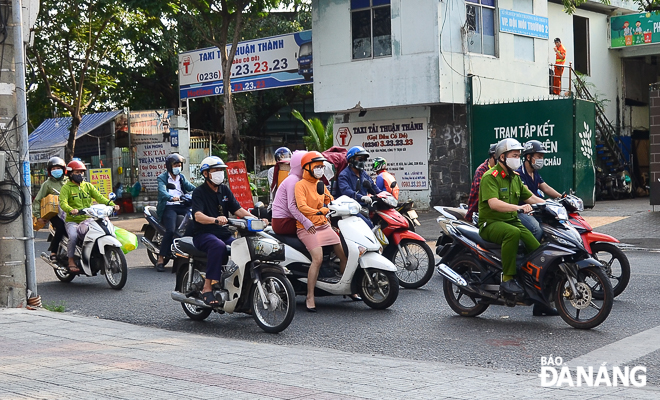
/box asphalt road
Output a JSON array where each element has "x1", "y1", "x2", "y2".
[{"x1": 33, "y1": 228, "x2": 660, "y2": 386}]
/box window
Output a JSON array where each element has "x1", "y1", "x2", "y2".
[
  {"x1": 573, "y1": 16, "x2": 590, "y2": 75},
  {"x1": 466, "y1": 0, "x2": 496, "y2": 56},
  {"x1": 514, "y1": 36, "x2": 534, "y2": 61},
  {"x1": 351, "y1": 0, "x2": 392, "y2": 60}
]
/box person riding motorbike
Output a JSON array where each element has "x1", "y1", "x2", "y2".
[
  {"x1": 295, "y1": 151, "x2": 350, "y2": 312},
  {"x1": 33, "y1": 157, "x2": 68, "y2": 261},
  {"x1": 373, "y1": 157, "x2": 400, "y2": 200},
  {"x1": 155, "y1": 153, "x2": 196, "y2": 272},
  {"x1": 478, "y1": 138, "x2": 544, "y2": 295},
  {"x1": 191, "y1": 156, "x2": 267, "y2": 306},
  {"x1": 59, "y1": 160, "x2": 119, "y2": 273},
  {"x1": 271, "y1": 150, "x2": 314, "y2": 235},
  {"x1": 465, "y1": 143, "x2": 497, "y2": 223},
  {"x1": 337, "y1": 146, "x2": 382, "y2": 228},
  {"x1": 268, "y1": 147, "x2": 292, "y2": 214},
  {"x1": 516, "y1": 140, "x2": 562, "y2": 241}
]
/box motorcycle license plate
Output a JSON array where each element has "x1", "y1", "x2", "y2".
[{"x1": 407, "y1": 210, "x2": 419, "y2": 219}]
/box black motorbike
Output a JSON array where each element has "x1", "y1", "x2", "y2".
[{"x1": 434, "y1": 201, "x2": 613, "y2": 330}]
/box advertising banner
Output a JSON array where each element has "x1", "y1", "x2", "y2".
[
  {"x1": 29, "y1": 147, "x2": 65, "y2": 164},
  {"x1": 334, "y1": 119, "x2": 428, "y2": 190},
  {"x1": 130, "y1": 110, "x2": 174, "y2": 145},
  {"x1": 226, "y1": 160, "x2": 254, "y2": 209},
  {"x1": 136, "y1": 143, "x2": 171, "y2": 191},
  {"x1": 499, "y1": 9, "x2": 549, "y2": 39},
  {"x1": 179, "y1": 30, "x2": 312, "y2": 99},
  {"x1": 611, "y1": 12, "x2": 660, "y2": 48},
  {"x1": 89, "y1": 168, "x2": 113, "y2": 198}
]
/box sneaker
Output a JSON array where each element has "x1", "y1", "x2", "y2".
[
  {"x1": 155, "y1": 263, "x2": 165, "y2": 272},
  {"x1": 500, "y1": 279, "x2": 524, "y2": 295}
]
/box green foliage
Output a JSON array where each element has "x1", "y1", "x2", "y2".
[
  {"x1": 212, "y1": 142, "x2": 229, "y2": 160},
  {"x1": 291, "y1": 109, "x2": 333, "y2": 152},
  {"x1": 42, "y1": 301, "x2": 66, "y2": 312}
]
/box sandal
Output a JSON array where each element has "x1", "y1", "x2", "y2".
[
  {"x1": 49, "y1": 254, "x2": 57, "y2": 261},
  {"x1": 68, "y1": 265, "x2": 81, "y2": 274},
  {"x1": 201, "y1": 291, "x2": 219, "y2": 306}
]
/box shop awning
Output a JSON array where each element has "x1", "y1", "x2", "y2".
[{"x1": 29, "y1": 110, "x2": 123, "y2": 151}]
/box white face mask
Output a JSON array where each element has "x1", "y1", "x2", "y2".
[
  {"x1": 313, "y1": 167, "x2": 324, "y2": 179},
  {"x1": 532, "y1": 158, "x2": 544, "y2": 170},
  {"x1": 505, "y1": 157, "x2": 521, "y2": 170},
  {"x1": 210, "y1": 171, "x2": 225, "y2": 185}
]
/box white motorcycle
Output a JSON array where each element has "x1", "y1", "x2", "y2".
[
  {"x1": 170, "y1": 217, "x2": 296, "y2": 334},
  {"x1": 41, "y1": 202, "x2": 128, "y2": 290},
  {"x1": 261, "y1": 195, "x2": 400, "y2": 310}
]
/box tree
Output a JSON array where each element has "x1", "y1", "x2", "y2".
[
  {"x1": 29, "y1": 0, "x2": 127, "y2": 162},
  {"x1": 562, "y1": 0, "x2": 660, "y2": 14},
  {"x1": 291, "y1": 109, "x2": 333, "y2": 152}
]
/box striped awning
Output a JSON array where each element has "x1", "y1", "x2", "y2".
[{"x1": 28, "y1": 110, "x2": 123, "y2": 151}]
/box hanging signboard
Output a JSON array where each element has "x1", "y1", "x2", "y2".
[
  {"x1": 130, "y1": 110, "x2": 174, "y2": 145},
  {"x1": 179, "y1": 30, "x2": 312, "y2": 100},
  {"x1": 610, "y1": 12, "x2": 660, "y2": 48},
  {"x1": 334, "y1": 119, "x2": 429, "y2": 190},
  {"x1": 136, "y1": 143, "x2": 171, "y2": 191},
  {"x1": 226, "y1": 160, "x2": 254, "y2": 209},
  {"x1": 89, "y1": 168, "x2": 113, "y2": 198},
  {"x1": 499, "y1": 9, "x2": 549, "y2": 39}
]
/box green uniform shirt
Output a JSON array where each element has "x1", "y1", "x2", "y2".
[
  {"x1": 32, "y1": 177, "x2": 68, "y2": 219},
  {"x1": 478, "y1": 163, "x2": 533, "y2": 226},
  {"x1": 59, "y1": 181, "x2": 115, "y2": 223}
]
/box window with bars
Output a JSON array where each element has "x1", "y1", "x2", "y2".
[
  {"x1": 466, "y1": 0, "x2": 496, "y2": 56},
  {"x1": 351, "y1": 0, "x2": 392, "y2": 60}
]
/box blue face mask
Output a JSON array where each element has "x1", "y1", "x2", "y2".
[
  {"x1": 172, "y1": 167, "x2": 181, "y2": 176},
  {"x1": 51, "y1": 169, "x2": 64, "y2": 179}
]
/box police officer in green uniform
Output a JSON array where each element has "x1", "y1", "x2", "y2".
[{"x1": 478, "y1": 138, "x2": 545, "y2": 295}]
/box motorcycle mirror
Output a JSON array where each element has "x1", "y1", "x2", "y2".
[
  {"x1": 316, "y1": 181, "x2": 325, "y2": 195},
  {"x1": 390, "y1": 181, "x2": 397, "y2": 189},
  {"x1": 108, "y1": 192, "x2": 117, "y2": 201},
  {"x1": 166, "y1": 183, "x2": 176, "y2": 190}
]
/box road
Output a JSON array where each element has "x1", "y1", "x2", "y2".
[{"x1": 33, "y1": 225, "x2": 660, "y2": 386}]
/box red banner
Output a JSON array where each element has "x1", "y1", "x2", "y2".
[{"x1": 226, "y1": 160, "x2": 254, "y2": 210}]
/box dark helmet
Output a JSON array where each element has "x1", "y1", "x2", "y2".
[
  {"x1": 372, "y1": 157, "x2": 387, "y2": 172},
  {"x1": 165, "y1": 153, "x2": 184, "y2": 174},
  {"x1": 274, "y1": 147, "x2": 292, "y2": 163},
  {"x1": 488, "y1": 143, "x2": 497, "y2": 157},
  {"x1": 47, "y1": 157, "x2": 66, "y2": 172},
  {"x1": 522, "y1": 140, "x2": 548, "y2": 159}
]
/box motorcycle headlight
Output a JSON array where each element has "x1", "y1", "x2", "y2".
[
  {"x1": 248, "y1": 237, "x2": 285, "y2": 261},
  {"x1": 546, "y1": 203, "x2": 568, "y2": 221},
  {"x1": 382, "y1": 195, "x2": 398, "y2": 207},
  {"x1": 247, "y1": 219, "x2": 266, "y2": 232}
]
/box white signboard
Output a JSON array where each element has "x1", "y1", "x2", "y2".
[
  {"x1": 137, "y1": 142, "x2": 171, "y2": 191},
  {"x1": 334, "y1": 119, "x2": 428, "y2": 190},
  {"x1": 29, "y1": 147, "x2": 65, "y2": 164}
]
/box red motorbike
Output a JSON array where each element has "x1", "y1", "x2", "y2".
[
  {"x1": 560, "y1": 195, "x2": 630, "y2": 297},
  {"x1": 369, "y1": 192, "x2": 434, "y2": 288}
]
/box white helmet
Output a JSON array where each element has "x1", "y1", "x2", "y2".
[
  {"x1": 199, "y1": 156, "x2": 227, "y2": 173},
  {"x1": 494, "y1": 138, "x2": 524, "y2": 159}
]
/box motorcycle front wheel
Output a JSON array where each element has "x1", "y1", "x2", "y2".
[
  {"x1": 590, "y1": 243, "x2": 630, "y2": 298},
  {"x1": 390, "y1": 239, "x2": 434, "y2": 289},
  {"x1": 554, "y1": 266, "x2": 613, "y2": 329},
  {"x1": 179, "y1": 268, "x2": 212, "y2": 321},
  {"x1": 443, "y1": 256, "x2": 489, "y2": 317},
  {"x1": 251, "y1": 272, "x2": 296, "y2": 333},
  {"x1": 104, "y1": 247, "x2": 127, "y2": 290},
  {"x1": 359, "y1": 270, "x2": 399, "y2": 310}
]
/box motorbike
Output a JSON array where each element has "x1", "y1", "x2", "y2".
[
  {"x1": 434, "y1": 201, "x2": 613, "y2": 329},
  {"x1": 41, "y1": 199, "x2": 128, "y2": 290},
  {"x1": 170, "y1": 217, "x2": 296, "y2": 333},
  {"x1": 141, "y1": 190, "x2": 193, "y2": 267},
  {"x1": 260, "y1": 193, "x2": 400, "y2": 310},
  {"x1": 595, "y1": 166, "x2": 633, "y2": 200},
  {"x1": 396, "y1": 200, "x2": 421, "y2": 231},
  {"x1": 368, "y1": 191, "x2": 434, "y2": 289}
]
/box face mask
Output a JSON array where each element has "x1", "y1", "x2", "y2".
[
  {"x1": 172, "y1": 167, "x2": 181, "y2": 176},
  {"x1": 51, "y1": 169, "x2": 64, "y2": 179},
  {"x1": 313, "y1": 167, "x2": 324, "y2": 179},
  {"x1": 505, "y1": 157, "x2": 521, "y2": 170},
  {"x1": 353, "y1": 160, "x2": 366, "y2": 170},
  {"x1": 71, "y1": 174, "x2": 84, "y2": 184},
  {"x1": 532, "y1": 159, "x2": 544, "y2": 170},
  {"x1": 210, "y1": 171, "x2": 224, "y2": 185}
]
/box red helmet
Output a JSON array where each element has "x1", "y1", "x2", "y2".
[{"x1": 66, "y1": 160, "x2": 87, "y2": 173}]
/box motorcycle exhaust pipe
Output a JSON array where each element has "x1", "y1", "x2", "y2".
[
  {"x1": 171, "y1": 291, "x2": 211, "y2": 309},
  {"x1": 141, "y1": 237, "x2": 160, "y2": 255},
  {"x1": 40, "y1": 253, "x2": 69, "y2": 273},
  {"x1": 435, "y1": 262, "x2": 468, "y2": 287}
]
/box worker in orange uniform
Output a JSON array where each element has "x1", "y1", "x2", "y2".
[{"x1": 552, "y1": 38, "x2": 566, "y2": 95}]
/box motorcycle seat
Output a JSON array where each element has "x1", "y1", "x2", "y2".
[
  {"x1": 175, "y1": 237, "x2": 208, "y2": 259},
  {"x1": 269, "y1": 233, "x2": 312, "y2": 259},
  {"x1": 455, "y1": 224, "x2": 501, "y2": 250}
]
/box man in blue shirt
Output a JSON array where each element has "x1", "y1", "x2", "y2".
[{"x1": 337, "y1": 146, "x2": 382, "y2": 228}]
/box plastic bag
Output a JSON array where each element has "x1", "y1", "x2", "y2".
[{"x1": 114, "y1": 227, "x2": 138, "y2": 254}]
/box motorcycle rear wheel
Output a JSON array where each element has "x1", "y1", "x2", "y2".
[
  {"x1": 443, "y1": 256, "x2": 489, "y2": 317},
  {"x1": 590, "y1": 243, "x2": 630, "y2": 298},
  {"x1": 554, "y1": 266, "x2": 613, "y2": 329},
  {"x1": 359, "y1": 270, "x2": 399, "y2": 310},
  {"x1": 390, "y1": 239, "x2": 434, "y2": 289},
  {"x1": 251, "y1": 272, "x2": 296, "y2": 333},
  {"x1": 144, "y1": 226, "x2": 170, "y2": 267},
  {"x1": 179, "y1": 269, "x2": 212, "y2": 321},
  {"x1": 104, "y1": 247, "x2": 127, "y2": 290}
]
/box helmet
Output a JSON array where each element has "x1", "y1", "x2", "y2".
[
  {"x1": 346, "y1": 146, "x2": 369, "y2": 161},
  {"x1": 66, "y1": 160, "x2": 87, "y2": 173},
  {"x1": 274, "y1": 147, "x2": 292, "y2": 163},
  {"x1": 522, "y1": 140, "x2": 548, "y2": 158},
  {"x1": 47, "y1": 157, "x2": 66, "y2": 173},
  {"x1": 494, "y1": 138, "x2": 524, "y2": 159},
  {"x1": 372, "y1": 157, "x2": 387, "y2": 172},
  {"x1": 301, "y1": 151, "x2": 327, "y2": 170},
  {"x1": 199, "y1": 156, "x2": 227, "y2": 173},
  {"x1": 488, "y1": 143, "x2": 497, "y2": 157},
  {"x1": 165, "y1": 153, "x2": 184, "y2": 174}
]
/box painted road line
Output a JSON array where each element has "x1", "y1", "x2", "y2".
[{"x1": 565, "y1": 325, "x2": 660, "y2": 367}]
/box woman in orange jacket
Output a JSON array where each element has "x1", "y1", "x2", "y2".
[{"x1": 294, "y1": 151, "x2": 350, "y2": 312}]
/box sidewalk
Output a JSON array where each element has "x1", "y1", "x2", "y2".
[{"x1": 1, "y1": 309, "x2": 657, "y2": 399}]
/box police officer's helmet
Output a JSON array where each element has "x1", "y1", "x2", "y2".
[{"x1": 494, "y1": 138, "x2": 524, "y2": 160}]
